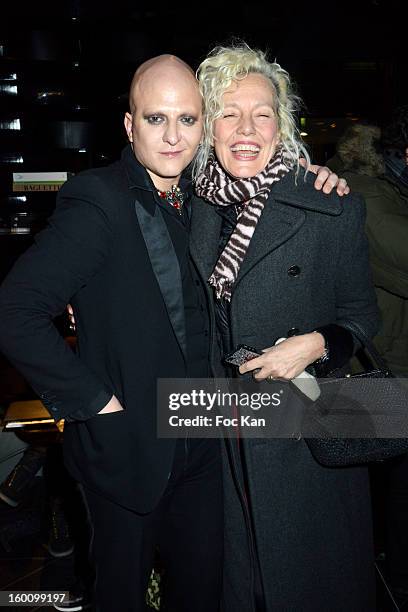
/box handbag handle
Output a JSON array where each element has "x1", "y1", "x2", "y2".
[{"x1": 339, "y1": 320, "x2": 392, "y2": 376}]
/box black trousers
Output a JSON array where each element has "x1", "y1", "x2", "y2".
[{"x1": 81, "y1": 437, "x2": 223, "y2": 612}]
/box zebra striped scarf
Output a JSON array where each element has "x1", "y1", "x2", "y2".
[{"x1": 195, "y1": 145, "x2": 291, "y2": 301}]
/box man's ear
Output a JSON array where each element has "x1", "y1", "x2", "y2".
[{"x1": 124, "y1": 112, "x2": 133, "y2": 142}]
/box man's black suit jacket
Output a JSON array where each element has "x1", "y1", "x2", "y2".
[{"x1": 0, "y1": 146, "x2": 220, "y2": 512}]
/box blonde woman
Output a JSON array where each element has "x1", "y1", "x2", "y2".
[{"x1": 190, "y1": 44, "x2": 379, "y2": 611}]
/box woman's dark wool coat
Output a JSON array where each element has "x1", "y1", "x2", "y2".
[{"x1": 190, "y1": 168, "x2": 380, "y2": 612}]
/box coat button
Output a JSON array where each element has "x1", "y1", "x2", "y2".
[
  {"x1": 287, "y1": 265, "x2": 301, "y2": 277},
  {"x1": 287, "y1": 327, "x2": 299, "y2": 337}
]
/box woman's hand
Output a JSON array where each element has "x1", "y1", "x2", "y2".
[
  {"x1": 239, "y1": 333, "x2": 325, "y2": 381},
  {"x1": 299, "y1": 159, "x2": 350, "y2": 196}
]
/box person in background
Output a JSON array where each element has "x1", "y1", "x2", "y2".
[
  {"x1": 335, "y1": 121, "x2": 408, "y2": 376},
  {"x1": 192, "y1": 43, "x2": 379, "y2": 611},
  {"x1": 382, "y1": 105, "x2": 408, "y2": 192},
  {"x1": 334, "y1": 114, "x2": 408, "y2": 608}
]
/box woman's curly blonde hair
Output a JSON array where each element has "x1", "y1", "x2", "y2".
[{"x1": 193, "y1": 42, "x2": 310, "y2": 179}]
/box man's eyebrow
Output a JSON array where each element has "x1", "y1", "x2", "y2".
[{"x1": 141, "y1": 109, "x2": 201, "y2": 116}]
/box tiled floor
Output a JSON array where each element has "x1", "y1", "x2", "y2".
[
  {"x1": 0, "y1": 474, "x2": 404, "y2": 612},
  {"x1": 0, "y1": 478, "x2": 91, "y2": 612}
]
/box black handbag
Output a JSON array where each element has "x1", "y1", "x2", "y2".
[{"x1": 304, "y1": 321, "x2": 408, "y2": 467}]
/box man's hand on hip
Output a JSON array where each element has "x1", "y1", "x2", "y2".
[{"x1": 97, "y1": 395, "x2": 124, "y2": 414}]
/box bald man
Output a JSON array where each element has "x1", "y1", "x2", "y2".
[
  {"x1": 0, "y1": 55, "x2": 224, "y2": 612},
  {"x1": 0, "y1": 55, "x2": 346, "y2": 612}
]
